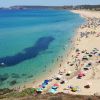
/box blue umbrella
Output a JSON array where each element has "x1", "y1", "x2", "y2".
[
  {"x1": 37, "y1": 88, "x2": 43, "y2": 92},
  {"x1": 44, "y1": 80, "x2": 49, "y2": 84},
  {"x1": 42, "y1": 83, "x2": 46, "y2": 88},
  {"x1": 52, "y1": 86, "x2": 57, "y2": 90},
  {"x1": 49, "y1": 89, "x2": 57, "y2": 94}
]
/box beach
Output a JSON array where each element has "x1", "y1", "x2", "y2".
[
  {"x1": 20, "y1": 10, "x2": 100, "y2": 96},
  {"x1": 53, "y1": 10, "x2": 100, "y2": 95},
  {"x1": 62, "y1": 10, "x2": 100, "y2": 95},
  {"x1": 1, "y1": 9, "x2": 100, "y2": 96}
]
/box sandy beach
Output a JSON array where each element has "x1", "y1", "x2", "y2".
[
  {"x1": 15, "y1": 10, "x2": 100, "y2": 96},
  {"x1": 56, "y1": 10, "x2": 100, "y2": 95}
]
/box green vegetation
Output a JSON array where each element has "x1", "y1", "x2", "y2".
[
  {"x1": 0, "y1": 88, "x2": 100, "y2": 100},
  {"x1": 0, "y1": 88, "x2": 37, "y2": 99}
]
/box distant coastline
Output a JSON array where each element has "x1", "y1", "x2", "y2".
[
  {"x1": 0, "y1": 5, "x2": 100, "y2": 11},
  {"x1": 0, "y1": 5, "x2": 73, "y2": 10}
]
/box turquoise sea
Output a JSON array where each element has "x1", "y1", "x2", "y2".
[{"x1": 0, "y1": 9, "x2": 84, "y2": 88}]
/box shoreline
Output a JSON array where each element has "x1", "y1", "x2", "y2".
[{"x1": 9, "y1": 10, "x2": 100, "y2": 96}]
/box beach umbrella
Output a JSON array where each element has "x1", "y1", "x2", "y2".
[
  {"x1": 78, "y1": 71, "x2": 85, "y2": 77},
  {"x1": 37, "y1": 88, "x2": 43, "y2": 92},
  {"x1": 66, "y1": 71, "x2": 71, "y2": 76},
  {"x1": 36, "y1": 89, "x2": 42, "y2": 94},
  {"x1": 86, "y1": 63, "x2": 91, "y2": 67},
  {"x1": 52, "y1": 86, "x2": 58, "y2": 90},
  {"x1": 88, "y1": 62, "x2": 92, "y2": 66},
  {"x1": 55, "y1": 75, "x2": 62, "y2": 80},
  {"x1": 42, "y1": 82, "x2": 46, "y2": 85},
  {"x1": 44, "y1": 80, "x2": 49, "y2": 83},
  {"x1": 87, "y1": 62, "x2": 92, "y2": 67},
  {"x1": 95, "y1": 52, "x2": 99, "y2": 56},
  {"x1": 60, "y1": 80, "x2": 65, "y2": 84},
  {"x1": 76, "y1": 49, "x2": 80, "y2": 52},
  {"x1": 55, "y1": 77, "x2": 60, "y2": 80},
  {"x1": 84, "y1": 67, "x2": 89, "y2": 71},
  {"x1": 71, "y1": 87, "x2": 77, "y2": 92},
  {"x1": 78, "y1": 71, "x2": 84, "y2": 75},
  {"x1": 53, "y1": 83, "x2": 59, "y2": 87},
  {"x1": 70, "y1": 63, "x2": 74, "y2": 66},
  {"x1": 44, "y1": 80, "x2": 49, "y2": 84},
  {"x1": 82, "y1": 56, "x2": 88, "y2": 61},
  {"x1": 81, "y1": 50, "x2": 85, "y2": 53},
  {"x1": 88, "y1": 54, "x2": 92, "y2": 57},
  {"x1": 49, "y1": 89, "x2": 57, "y2": 94},
  {"x1": 42, "y1": 83, "x2": 46, "y2": 88}
]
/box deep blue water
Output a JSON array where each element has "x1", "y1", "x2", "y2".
[{"x1": 0, "y1": 9, "x2": 84, "y2": 88}]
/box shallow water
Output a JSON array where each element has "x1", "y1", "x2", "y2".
[{"x1": 0, "y1": 9, "x2": 84, "y2": 88}]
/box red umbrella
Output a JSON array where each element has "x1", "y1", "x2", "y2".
[
  {"x1": 78, "y1": 71, "x2": 85, "y2": 77},
  {"x1": 53, "y1": 83, "x2": 59, "y2": 87}
]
